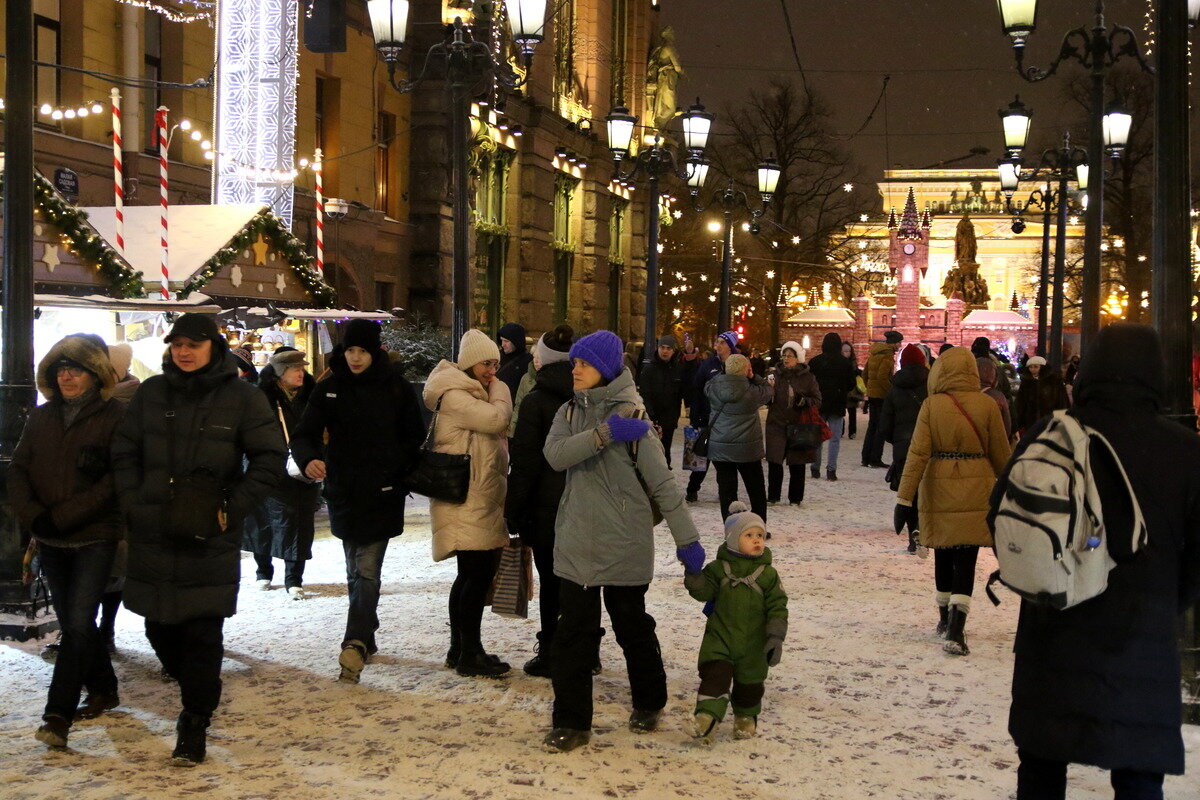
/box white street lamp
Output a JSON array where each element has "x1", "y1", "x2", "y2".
[
  {"x1": 757, "y1": 157, "x2": 781, "y2": 203},
  {"x1": 996, "y1": 0, "x2": 1038, "y2": 46},
  {"x1": 999, "y1": 95, "x2": 1032, "y2": 154},
  {"x1": 1103, "y1": 99, "x2": 1133, "y2": 156},
  {"x1": 605, "y1": 107, "x2": 637, "y2": 160}
]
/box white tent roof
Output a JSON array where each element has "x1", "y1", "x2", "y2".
[
  {"x1": 34, "y1": 293, "x2": 220, "y2": 313},
  {"x1": 80, "y1": 204, "x2": 270, "y2": 284},
  {"x1": 961, "y1": 309, "x2": 1035, "y2": 327},
  {"x1": 784, "y1": 307, "x2": 856, "y2": 324}
]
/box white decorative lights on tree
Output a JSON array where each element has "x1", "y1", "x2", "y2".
[{"x1": 215, "y1": 0, "x2": 300, "y2": 226}]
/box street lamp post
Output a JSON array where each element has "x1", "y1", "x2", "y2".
[
  {"x1": 366, "y1": 0, "x2": 549, "y2": 358},
  {"x1": 1008, "y1": 185, "x2": 1056, "y2": 357},
  {"x1": 687, "y1": 156, "x2": 781, "y2": 334},
  {"x1": 994, "y1": 0, "x2": 1151, "y2": 358},
  {"x1": 998, "y1": 126, "x2": 1088, "y2": 369},
  {"x1": 606, "y1": 102, "x2": 711, "y2": 367}
]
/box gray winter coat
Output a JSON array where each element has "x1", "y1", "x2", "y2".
[
  {"x1": 704, "y1": 373, "x2": 773, "y2": 463},
  {"x1": 544, "y1": 368, "x2": 700, "y2": 587}
]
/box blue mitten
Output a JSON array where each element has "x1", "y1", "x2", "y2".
[
  {"x1": 702, "y1": 600, "x2": 715, "y2": 617},
  {"x1": 677, "y1": 540, "x2": 706, "y2": 574},
  {"x1": 607, "y1": 413, "x2": 652, "y2": 442}
]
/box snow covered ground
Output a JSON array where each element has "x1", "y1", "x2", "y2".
[{"x1": 2, "y1": 439, "x2": 1197, "y2": 799}]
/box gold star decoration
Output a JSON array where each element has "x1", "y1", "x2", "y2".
[{"x1": 250, "y1": 234, "x2": 270, "y2": 266}]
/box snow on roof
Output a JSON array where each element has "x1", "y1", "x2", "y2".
[
  {"x1": 783, "y1": 307, "x2": 856, "y2": 324},
  {"x1": 80, "y1": 204, "x2": 270, "y2": 284},
  {"x1": 961, "y1": 309, "x2": 1035, "y2": 327},
  {"x1": 245, "y1": 307, "x2": 399, "y2": 321},
  {"x1": 34, "y1": 292, "x2": 221, "y2": 313}
]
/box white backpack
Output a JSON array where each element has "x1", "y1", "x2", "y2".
[{"x1": 986, "y1": 410, "x2": 1147, "y2": 609}]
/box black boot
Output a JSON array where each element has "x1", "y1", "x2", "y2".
[
  {"x1": 171, "y1": 711, "x2": 208, "y2": 766},
  {"x1": 543, "y1": 727, "x2": 591, "y2": 753},
  {"x1": 523, "y1": 633, "x2": 552, "y2": 679},
  {"x1": 943, "y1": 605, "x2": 969, "y2": 656},
  {"x1": 907, "y1": 530, "x2": 918, "y2": 554},
  {"x1": 826, "y1": 469, "x2": 837, "y2": 482},
  {"x1": 456, "y1": 648, "x2": 511, "y2": 678},
  {"x1": 936, "y1": 605, "x2": 949, "y2": 637},
  {"x1": 445, "y1": 624, "x2": 461, "y2": 669},
  {"x1": 809, "y1": 465, "x2": 819, "y2": 479}
]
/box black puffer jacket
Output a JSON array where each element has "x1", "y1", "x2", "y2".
[
  {"x1": 995, "y1": 324, "x2": 1200, "y2": 775},
  {"x1": 637, "y1": 350, "x2": 689, "y2": 430},
  {"x1": 807, "y1": 333, "x2": 858, "y2": 417},
  {"x1": 290, "y1": 347, "x2": 425, "y2": 544},
  {"x1": 496, "y1": 322, "x2": 533, "y2": 401},
  {"x1": 111, "y1": 345, "x2": 285, "y2": 624},
  {"x1": 241, "y1": 364, "x2": 321, "y2": 561},
  {"x1": 879, "y1": 362, "x2": 929, "y2": 479},
  {"x1": 504, "y1": 360, "x2": 573, "y2": 549}
]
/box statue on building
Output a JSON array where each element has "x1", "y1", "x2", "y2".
[
  {"x1": 645, "y1": 27, "x2": 683, "y2": 133},
  {"x1": 941, "y1": 214, "x2": 990, "y2": 306}
]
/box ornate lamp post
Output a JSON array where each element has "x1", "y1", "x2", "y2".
[
  {"x1": 687, "y1": 156, "x2": 781, "y2": 334},
  {"x1": 994, "y1": 0, "x2": 1151, "y2": 358},
  {"x1": 606, "y1": 100, "x2": 711, "y2": 366},
  {"x1": 366, "y1": 0, "x2": 549, "y2": 357}
]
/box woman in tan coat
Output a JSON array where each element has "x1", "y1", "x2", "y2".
[
  {"x1": 896, "y1": 347, "x2": 1010, "y2": 656},
  {"x1": 423, "y1": 329, "x2": 513, "y2": 678}
]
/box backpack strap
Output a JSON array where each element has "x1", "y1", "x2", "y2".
[{"x1": 720, "y1": 560, "x2": 766, "y2": 595}]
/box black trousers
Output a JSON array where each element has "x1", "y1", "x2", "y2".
[
  {"x1": 686, "y1": 463, "x2": 708, "y2": 495},
  {"x1": 767, "y1": 461, "x2": 806, "y2": 504},
  {"x1": 845, "y1": 404, "x2": 857, "y2": 438},
  {"x1": 713, "y1": 460, "x2": 768, "y2": 520},
  {"x1": 1016, "y1": 750, "x2": 1164, "y2": 800},
  {"x1": 144, "y1": 616, "x2": 225, "y2": 720},
  {"x1": 449, "y1": 549, "x2": 500, "y2": 653},
  {"x1": 659, "y1": 426, "x2": 676, "y2": 467},
  {"x1": 551, "y1": 580, "x2": 666, "y2": 731},
  {"x1": 934, "y1": 546, "x2": 979, "y2": 597},
  {"x1": 531, "y1": 544, "x2": 560, "y2": 644},
  {"x1": 861, "y1": 397, "x2": 886, "y2": 464},
  {"x1": 253, "y1": 553, "x2": 305, "y2": 588}
]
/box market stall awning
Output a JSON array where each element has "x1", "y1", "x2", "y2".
[
  {"x1": 219, "y1": 306, "x2": 398, "y2": 328},
  {"x1": 34, "y1": 293, "x2": 221, "y2": 314}
]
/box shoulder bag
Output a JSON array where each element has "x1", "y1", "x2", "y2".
[
  {"x1": 404, "y1": 396, "x2": 471, "y2": 504},
  {"x1": 692, "y1": 405, "x2": 722, "y2": 458},
  {"x1": 276, "y1": 403, "x2": 316, "y2": 484},
  {"x1": 945, "y1": 393, "x2": 991, "y2": 469}
]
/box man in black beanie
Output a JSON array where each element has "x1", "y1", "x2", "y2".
[{"x1": 496, "y1": 322, "x2": 532, "y2": 400}]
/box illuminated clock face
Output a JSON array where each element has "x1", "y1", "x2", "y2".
[{"x1": 903, "y1": 243, "x2": 917, "y2": 255}]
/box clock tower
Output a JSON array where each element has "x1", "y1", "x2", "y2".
[{"x1": 888, "y1": 188, "x2": 931, "y2": 344}]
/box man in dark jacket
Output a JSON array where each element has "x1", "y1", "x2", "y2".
[
  {"x1": 496, "y1": 321, "x2": 533, "y2": 401},
  {"x1": 291, "y1": 319, "x2": 425, "y2": 685},
  {"x1": 992, "y1": 323, "x2": 1200, "y2": 798},
  {"x1": 807, "y1": 332, "x2": 858, "y2": 481},
  {"x1": 685, "y1": 330, "x2": 738, "y2": 502},
  {"x1": 505, "y1": 326, "x2": 574, "y2": 678},
  {"x1": 637, "y1": 334, "x2": 692, "y2": 464},
  {"x1": 111, "y1": 314, "x2": 284, "y2": 766},
  {"x1": 861, "y1": 330, "x2": 902, "y2": 468},
  {"x1": 879, "y1": 344, "x2": 929, "y2": 552}
]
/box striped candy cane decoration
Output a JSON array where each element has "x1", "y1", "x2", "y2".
[
  {"x1": 313, "y1": 148, "x2": 324, "y2": 275},
  {"x1": 111, "y1": 88, "x2": 124, "y2": 256},
  {"x1": 156, "y1": 106, "x2": 170, "y2": 299}
]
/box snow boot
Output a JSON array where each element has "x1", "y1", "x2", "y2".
[
  {"x1": 943, "y1": 599, "x2": 970, "y2": 656},
  {"x1": 34, "y1": 714, "x2": 70, "y2": 749},
  {"x1": 456, "y1": 649, "x2": 510, "y2": 678},
  {"x1": 810, "y1": 465, "x2": 819, "y2": 479},
  {"x1": 445, "y1": 625, "x2": 462, "y2": 669},
  {"x1": 692, "y1": 712, "x2": 718, "y2": 745},
  {"x1": 77, "y1": 691, "x2": 119, "y2": 720},
  {"x1": 914, "y1": 530, "x2": 929, "y2": 559},
  {"x1": 826, "y1": 469, "x2": 837, "y2": 482},
  {"x1": 543, "y1": 727, "x2": 591, "y2": 753},
  {"x1": 935, "y1": 592, "x2": 951, "y2": 637},
  {"x1": 733, "y1": 715, "x2": 758, "y2": 739},
  {"x1": 523, "y1": 633, "x2": 552, "y2": 679},
  {"x1": 628, "y1": 708, "x2": 661, "y2": 733},
  {"x1": 907, "y1": 530, "x2": 918, "y2": 554},
  {"x1": 171, "y1": 711, "x2": 208, "y2": 766},
  {"x1": 338, "y1": 640, "x2": 367, "y2": 684}
]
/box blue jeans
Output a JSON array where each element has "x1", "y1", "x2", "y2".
[
  {"x1": 39, "y1": 541, "x2": 119, "y2": 721},
  {"x1": 814, "y1": 415, "x2": 845, "y2": 472},
  {"x1": 343, "y1": 540, "x2": 388, "y2": 652},
  {"x1": 1016, "y1": 750, "x2": 1164, "y2": 800}
]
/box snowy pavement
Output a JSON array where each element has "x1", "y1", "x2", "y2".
[{"x1": 2, "y1": 441, "x2": 1197, "y2": 799}]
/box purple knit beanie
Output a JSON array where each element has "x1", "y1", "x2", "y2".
[{"x1": 569, "y1": 330, "x2": 625, "y2": 382}]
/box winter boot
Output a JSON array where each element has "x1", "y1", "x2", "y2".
[
  {"x1": 77, "y1": 691, "x2": 120, "y2": 720},
  {"x1": 907, "y1": 530, "x2": 918, "y2": 554},
  {"x1": 456, "y1": 649, "x2": 511, "y2": 678},
  {"x1": 543, "y1": 727, "x2": 591, "y2": 753},
  {"x1": 34, "y1": 714, "x2": 70, "y2": 749},
  {"x1": 935, "y1": 592, "x2": 951, "y2": 637},
  {"x1": 733, "y1": 715, "x2": 758, "y2": 739},
  {"x1": 943, "y1": 598, "x2": 970, "y2": 656},
  {"x1": 914, "y1": 530, "x2": 929, "y2": 559},
  {"x1": 338, "y1": 640, "x2": 367, "y2": 684},
  {"x1": 826, "y1": 469, "x2": 837, "y2": 482},
  {"x1": 171, "y1": 711, "x2": 208, "y2": 766},
  {"x1": 445, "y1": 625, "x2": 462, "y2": 669},
  {"x1": 692, "y1": 712, "x2": 718, "y2": 745},
  {"x1": 810, "y1": 465, "x2": 820, "y2": 479},
  {"x1": 628, "y1": 708, "x2": 661, "y2": 733},
  {"x1": 523, "y1": 633, "x2": 552, "y2": 679}
]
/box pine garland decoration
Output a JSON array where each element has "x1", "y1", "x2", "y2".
[
  {"x1": 0, "y1": 173, "x2": 146, "y2": 297},
  {"x1": 178, "y1": 210, "x2": 336, "y2": 307}
]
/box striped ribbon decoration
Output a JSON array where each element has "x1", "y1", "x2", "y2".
[
  {"x1": 156, "y1": 106, "x2": 169, "y2": 300},
  {"x1": 110, "y1": 88, "x2": 124, "y2": 256},
  {"x1": 314, "y1": 148, "x2": 324, "y2": 275}
]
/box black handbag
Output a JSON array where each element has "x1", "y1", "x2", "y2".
[
  {"x1": 691, "y1": 407, "x2": 722, "y2": 458},
  {"x1": 785, "y1": 422, "x2": 824, "y2": 451},
  {"x1": 405, "y1": 398, "x2": 471, "y2": 504},
  {"x1": 163, "y1": 397, "x2": 226, "y2": 544}
]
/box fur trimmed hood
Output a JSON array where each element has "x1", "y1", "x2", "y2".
[{"x1": 36, "y1": 335, "x2": 119, "y2": 401}]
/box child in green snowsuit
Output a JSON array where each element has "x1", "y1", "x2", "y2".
[{"x1": 684, "y1": 501, "x2": 788, "y2": 741}]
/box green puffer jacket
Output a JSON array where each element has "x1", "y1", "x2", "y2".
[
  {"x1": 544, "y1": 368, "x2": 700, "y2": 587},
  {"x1": 685, "y1": 544, "x2": 788, "y2": 665}
]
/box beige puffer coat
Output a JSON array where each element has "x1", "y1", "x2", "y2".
[
  {"x1": 423, "y1": 360, "x2": 513, "y2": 562},
  {"x1": 896, "y1": 347, "x2": 1011, "y2": 548}
]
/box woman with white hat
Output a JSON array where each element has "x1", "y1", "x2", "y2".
[{"x1": 424, "y1": 329, "x2": 514, "y2": 678}]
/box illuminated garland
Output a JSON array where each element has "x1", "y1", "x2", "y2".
[
  {"x1": 112, "y1": 0, "x2": 214, "y2": 25},
  {"x1": 0, "y1": 172, "x2": 145, "y2": 297},
  {"x1": 178, "y1": 211, "x2": 336, "y2": 306}
]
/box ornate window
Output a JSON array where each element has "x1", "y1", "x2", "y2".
[
  {"x1": 475, "y1": 147, "x2": 513, "y2": 333},
  {"x1": 553, "y1": 173, "x2": 579, "y2": 324}
]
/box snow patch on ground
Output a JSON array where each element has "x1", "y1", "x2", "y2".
[{"x1": 2, "y1": 443, "x2": 1197, "y2": 799}]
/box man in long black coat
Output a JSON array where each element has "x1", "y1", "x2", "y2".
[
  {"x1": 112, "y1": 314, "x2": 284, "y2": 765},
  {"x1": 636, "y1": 335, "x2": 694, "y2": 465},
  {"x1": 991, "y1": 323, "x2": 1200, "y2": 798}
]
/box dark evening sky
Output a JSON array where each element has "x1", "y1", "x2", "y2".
[{"x1": 660, "y1": 0, "x2": 1177, "y2": 183}]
